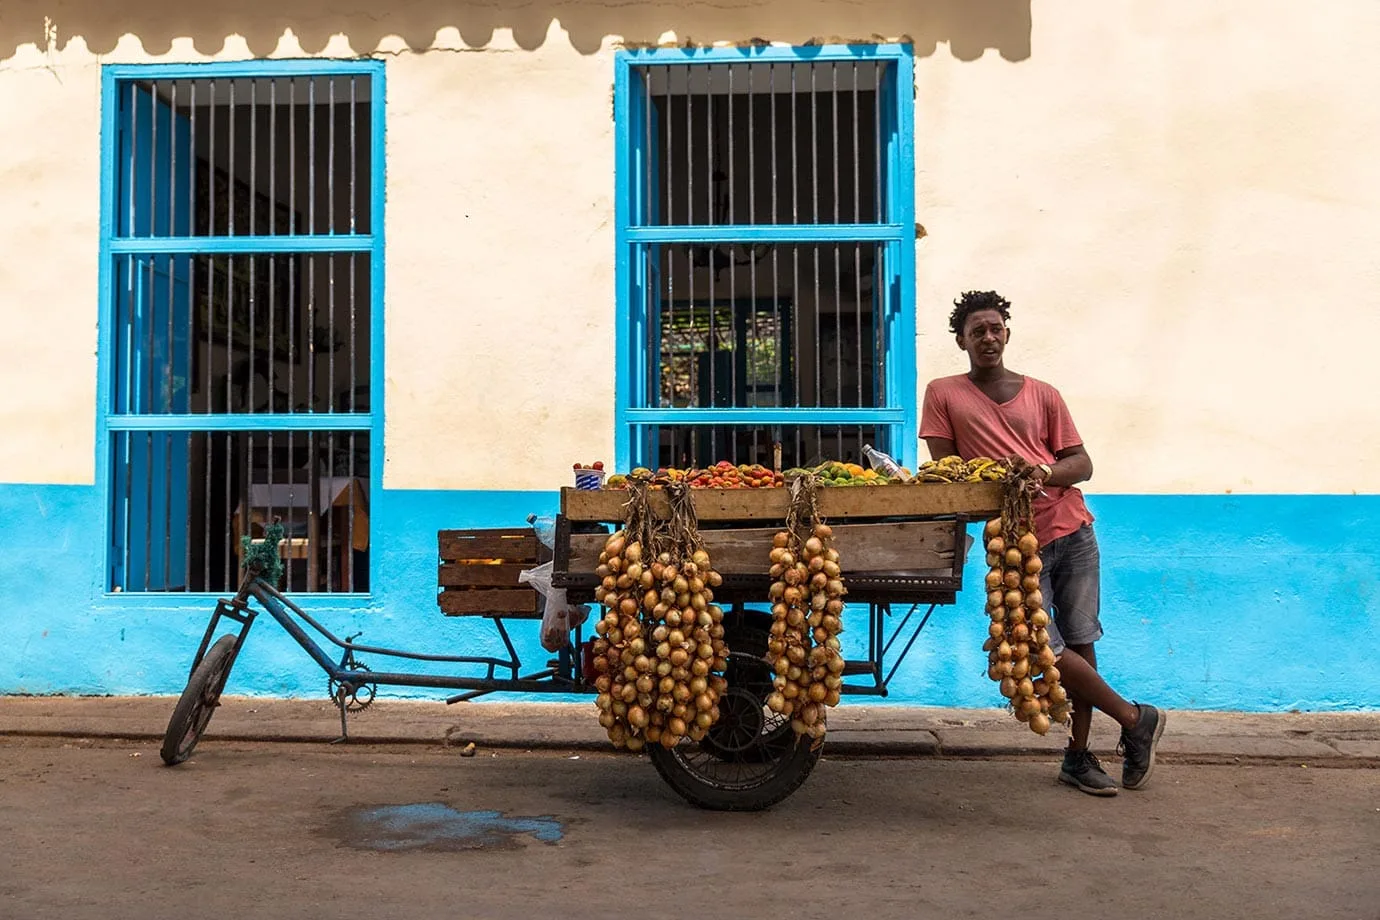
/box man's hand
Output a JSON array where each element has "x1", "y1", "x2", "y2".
[{"x1": 1002, "y1": 455, "x2": 1049, "y2": 496}]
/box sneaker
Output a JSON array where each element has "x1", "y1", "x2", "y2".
[
  {"x1": 1118, "y1": 703, "x2": 1166, "y2": 790},
  {"x1": 1058, "y1": 748, "x2": 1119, "y2": 796}
]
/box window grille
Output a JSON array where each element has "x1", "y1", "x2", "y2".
[
  {"x1": 616, "y1": 47, "x2": 917, "y2": 471},
  {"x1": 101, "y1": 64, "x2": 382, "y2": 594}
]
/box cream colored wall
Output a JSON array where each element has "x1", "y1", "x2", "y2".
[
  {"x1": 0, "y1": 1, "x2": 1377, "y2": 492},
  {"x1": 912, "y1": 3, "x2": 1380, "y2": 495}
]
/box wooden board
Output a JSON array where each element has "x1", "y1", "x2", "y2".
[
  {"x1": 439, "y1": 529, "x2": 538, "y2": 562},
  {"x1": 559, "y1": 482, "x2": 1001, "y2": 523},
  {"x1": 438, "y1": 588, "x2": 540, "y2": 617},
  {"x1": 565, "y1": 520, "x2": 958, "y2": 576},
  {"x1": 437, "y1": 562, "x2": 531, "y2": 588}
]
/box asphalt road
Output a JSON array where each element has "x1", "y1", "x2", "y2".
[{"x1": 1, "y1": 736, "x2": 1376, "y2": 920}]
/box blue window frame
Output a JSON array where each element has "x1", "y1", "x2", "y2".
[
  {"x1": 98, "y1": 61, "x2": 385, "y2": 595},
  {"x1": 614, "y1": 45, "x2": 916, "y2": 472}
]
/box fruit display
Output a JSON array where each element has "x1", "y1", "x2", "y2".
[
  {"x1": 764, "y1": 476, "x2": 847, "y2": 743},
  {"x1": 589, "y1": 479, "x2": 730, "y2": 751},
  {"x1": 594, "y1": 455, "x2": 1008, "y2": 491},
  {"x1": 981, "y1": 478, "x2": 1070, "y2": 735},
  {"x1": 782, "y1": 461, "x2": 899, "y2": 486},
  {"x1": 913, "y1": 455, "x2": 1008, "y2": 483},
  {"x1": 604, "y1": 461, "x2": 784, "y2": 491}
]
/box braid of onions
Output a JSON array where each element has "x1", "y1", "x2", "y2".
[
  {"x1": 981, "y1": 476, "x2": 1071, "y2": 735},
  {"x1": 590, "y1": 477, "x2": 729, "y2": 751},
  {"x1": 765, "y1": 474, "x2": 846, "y2": 742}
]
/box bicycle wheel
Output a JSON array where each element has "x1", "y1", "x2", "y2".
[
  {"x1": 647, "y1": 618, "x2": 823, "y2": 811},
  {"x1": 160, "y1": 635, "x2": 238, "y2": 766}
]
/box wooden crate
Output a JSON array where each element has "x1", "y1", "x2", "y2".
[
  {"x1": 552, "y1": 515, "x2": 973, "y2": 605},
  {"x1": 437, "y1": 528, "x2": 546, "y2": 618},
  {"x1": 559, "y1": 481, "x2": 1002, "y2": 524}
]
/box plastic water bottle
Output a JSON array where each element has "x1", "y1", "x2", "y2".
[{"x1": 862, "y1": 444, "x2": 905, "y2": 478}]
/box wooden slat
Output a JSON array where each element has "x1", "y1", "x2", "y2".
[
  {"x1": 559, "y1": 482, "x2": 1002, "y2": 523},
  {"x1": 437, "y1": 562, "x2": 530, "y2": 588},
  {"x1": 439, "y1": 530, "x2": 538, "y2": 562},
  {"x1": 438, "y1": 588, "x2": 540, "y2": 616},
  {"x1": 565, "y1": 521, "x2": 956, "y2": 576}
]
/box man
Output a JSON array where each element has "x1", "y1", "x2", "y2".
[{"x1": 920, "y1": 290, "x2": 1165, "y2": 795}]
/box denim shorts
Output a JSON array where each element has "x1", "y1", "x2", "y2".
[{"x1": 1038, "y1": 524, "x2": 1103, "y2": 655}]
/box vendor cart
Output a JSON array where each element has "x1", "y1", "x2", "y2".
[{"x1": 162, "y1": 482, "x2": 1001, "y2": 812}]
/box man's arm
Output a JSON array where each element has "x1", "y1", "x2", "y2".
[
  {"x1": 924, "y1": 437, "x2": 958, "y2": 461},
  {"x1": 1034, "y1": 445, "x2": 1093, "y2": 488}
]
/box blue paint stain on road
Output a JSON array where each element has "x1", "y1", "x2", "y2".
[{"x1": 337, "y1": 803, "x2": 564, "y2": 852}]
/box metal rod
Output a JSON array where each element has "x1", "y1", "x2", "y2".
[
  {"x1": 663, "y1": 64, "x2": 672, "y2": 226},
  {"x1": 350, "y1": 75, "x2": 358, "y2": 234},
  {"x1": 248, "y1": 82, "x2": 257, "y2": 414},
  {"x1": 287, "y1": 78, "x2": 296, "y2": 414},
  {"x1": 126, "y1": 83, "x2": 136, "y2": 237},
  {"x1": 149, "y1": 77, "x2": 158, "y2": 239},
  {"x1": 267, "y1": 81, "x2": 277, "y2": 402}
]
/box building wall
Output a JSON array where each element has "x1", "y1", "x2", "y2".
[{"x1": 1, "y1": 1, "x2": 1377, "y2": 710}]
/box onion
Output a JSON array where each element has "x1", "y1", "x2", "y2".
[
  {"x1": 1017, "y1": 532, "x2": 1039, "y2": 557},
  {"x1": 1025, "y1": 589, "x2": 1044, "y2": 610},
  {"x1": 984, "y1": 518, "x2": 1002, "y2": 539},
  {"x1": 1024, "y1": 555, "x2": 1043, "y2": 575},
  {"x1": 988, "y1": 622, "x2": 1005, "y2": 639},
  {"x1": 1003, "y1": 569, "x2": 1022, "y2": 590},
  {"x1": 1029, "y1": 712, "x2": 1051, "y2": 735},
  {"x1": 1030, "y1": 609, "x2": 1050, "y2": 629},
  {"x1": 1004, "y1": 589, "x2": 1024, "y2": 610},
  {"x1": 987, "y1": 536, "x2": 1006, "y2": 554},
  {"x1": 1004, "y1": 548, "x2": 1023, "y2": 567},
  {"x1": 999, "y1": 677, "x2": 1018, "y2": 698}
]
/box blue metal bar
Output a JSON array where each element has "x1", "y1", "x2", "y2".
[
  {"x1": 626, "y1": 407, "x2": 903, "y2": 425},
  {"x1": 613, "y1": 54, "x2": 634, "y2": 472},
  {"x1": 104, "y1": 61, "x2": 380, "y2": 80},
  {"x1": 622, "y1": 44, "x2": 911, "y2": 65},
  {"x1": 368, "y1": 64, "x2": 388, "y2": 598},
  {"x1": 892, "y1": 52, "x2": 920, "y2": 468},
  {"x1": 627, "y1": 223, "x2": 905, "y2": 243},
  {"x1": 110, "y1": 234, "x2": 372, "y2": 254},
  {"x1": 106, "y1": 413, "x2": 371, "y2": 432}
]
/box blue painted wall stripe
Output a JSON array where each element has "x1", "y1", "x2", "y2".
[{"x1": 2, "y1": 483, "x2": 1376, "y2": 711}]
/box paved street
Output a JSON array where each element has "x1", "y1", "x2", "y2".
[{"x1": 1, "y1": 735, "x2": 1376, "y2": 920}]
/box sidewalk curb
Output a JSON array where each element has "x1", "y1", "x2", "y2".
[{"x1": 3, "y1": 696, "x2": 1378, "y2": 766}]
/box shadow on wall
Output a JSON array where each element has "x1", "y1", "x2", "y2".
[{"x1": 0, "y1": 0, "x2": 1032, "y2": 62}]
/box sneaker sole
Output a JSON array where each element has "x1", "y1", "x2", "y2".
[
  {"x1": 1122, "y1": 708, "x2": 1167, "y2": 791},
  {"x1": 1058, "y1": 771, "x2": 1119, "y2": 797}
]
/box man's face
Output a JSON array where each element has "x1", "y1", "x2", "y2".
[{"x1": 958, "y1": 309, "x2": 1009, "y2": 369}]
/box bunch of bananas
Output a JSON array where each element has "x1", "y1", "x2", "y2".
[{"x1": 912, "y1": 455, "x2": 1008, "y2": 484}]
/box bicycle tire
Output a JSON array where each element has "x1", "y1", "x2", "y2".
[{"x1": 160, "y1": 635, "x2": 237, "y2": 766}]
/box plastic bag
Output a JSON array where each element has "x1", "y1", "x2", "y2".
[{"x1": 519, "y1": 560, "x2": 590, "y2": 653}]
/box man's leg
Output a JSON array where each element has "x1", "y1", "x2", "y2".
[{"x1": 1057, "y1": 642, "x2": 1138, "y2": 736}]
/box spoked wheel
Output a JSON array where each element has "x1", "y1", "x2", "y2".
[
  {"x1": 160, "y1": 635, "x2": 238, "y2": 766},
  {"x1": 647, "y1": 618, "x2": 823, "y2": 811}
]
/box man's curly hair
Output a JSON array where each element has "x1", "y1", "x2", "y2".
[{"x1": 948, "y1": 290, "x2": 1012, "y2": 336}]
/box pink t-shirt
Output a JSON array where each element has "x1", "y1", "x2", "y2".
[{"x1": 920, "y1": 374, "x2": 1094, "y2": 543}]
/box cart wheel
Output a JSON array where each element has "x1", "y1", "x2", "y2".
[
  {"x1": 160, "y1": 635, "x2": 238, "y2": 766},
  {"x1": 646, "y1": 616, "x2": 822, "y2": 811}
]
